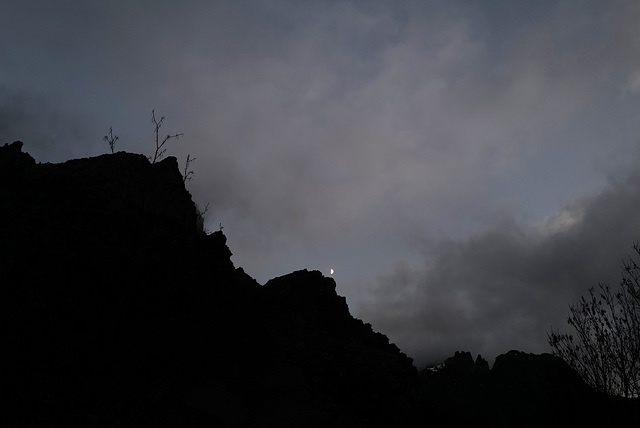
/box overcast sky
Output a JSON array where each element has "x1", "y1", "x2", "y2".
[{"x1": 2, "y1": 0, "x2": 640, "y2": 367}]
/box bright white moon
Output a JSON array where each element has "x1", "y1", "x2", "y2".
[{"x1": 330, "y1": 268, "x2": 334, "y2": 275}]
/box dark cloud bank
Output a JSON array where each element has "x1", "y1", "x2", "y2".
[{"x1": 361, "y1": 168, "x2": 640, "y2": 366}]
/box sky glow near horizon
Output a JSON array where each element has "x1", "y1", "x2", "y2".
[{"x1": 2, "y1": 0, "x2": 640, "y2": 366}]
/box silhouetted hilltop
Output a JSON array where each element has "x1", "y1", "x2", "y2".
[
  {"x1": 2, "y1": 141, "x2": 639, "y2": 427},
  {"x1": 1, "y1": 141, "x2": 417, "y2": 426},
  {"x1": 421, "y1": 350, "x2": 604, "y2": 426}
]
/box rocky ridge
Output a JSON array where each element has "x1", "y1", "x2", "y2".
[
  {"x1": 1, "y1": 141, "x2": 417, "y2": 426},
  {"x1": 2, "y1": 141, "x2": 639, "y2": 427}
]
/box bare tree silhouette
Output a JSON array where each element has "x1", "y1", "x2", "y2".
[
  {"x1": 150, "y1": 110, "x2": 183, "y2": 163},
  {"x1": 548, "y1": 243, "x2": 640, "y2": 397},
  {"x1": 104, "y1": 127, "x2": 119, "y2": 154}
]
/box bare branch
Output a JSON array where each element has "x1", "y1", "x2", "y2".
[
  {"x1": 548, "y1": 244, "x2": 640, "y2": 397},
  {"x1": 150, "y1": 110, "x2": 182, "y2": 163},
  {"x1": 195, "y1": 202, "x2": 210, "y2": 234},
  {"x1": 183, "y1": 154, "x2": 196, "y2": 183},
  {"x1": 104, "y1": 126, "x2": 119, "y2": 154}
]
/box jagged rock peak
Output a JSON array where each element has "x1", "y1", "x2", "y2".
[
  {"x1": 474, "y1": 354, "x2": 490, "y2": 374},
  {"x1": 444, "y1": 351, "x2": 487, "y2": 371}
]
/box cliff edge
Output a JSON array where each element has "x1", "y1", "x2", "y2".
[
  {"x1": 1, "y1": 141, "x2": 417, "y2": 427},
  {"x1": 3, "y1": 141, "x2": 638, "y2": 427}
]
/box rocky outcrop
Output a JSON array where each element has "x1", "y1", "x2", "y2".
[
  {"x1": 259, "y1": 270, "x2": 419, "y2": 426},
  {"x1": 1, "y1": 141, "x2": 420, "y2": 427},
  {"x1": 439, "y1": 350, "x2": 490, "y2": 378},
  {"x1": 2, "y1": 141, "x2": 260, "y2": 426},
  {"x1": 422, "y1": 350, "x2": 640, "y2": 427},
  {"x1": 3, "y1": 141, "x2": 639, "y2": 427}
]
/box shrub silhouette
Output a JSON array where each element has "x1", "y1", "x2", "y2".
[{"x1": 548, "y1": 242, "x2": 640, "y2": 397}]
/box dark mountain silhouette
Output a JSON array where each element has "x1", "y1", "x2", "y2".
[
  {"x1": 2, "y1": 141, "x2": 639, "y2": 426},
  {"x1": 421, "y1": 350, "x2": 640, "y2": 426}
]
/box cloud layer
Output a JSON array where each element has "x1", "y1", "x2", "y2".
[
  {"x1": 2, "y1": 0, "x2": 640, "y2": 366},
  {"x1": 360, "y1": 168, "x2": 640, "y2": 366}
]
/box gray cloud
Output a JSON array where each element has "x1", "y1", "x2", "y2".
[
  {"x1": 178, "y1": 0, "x2": 640, "y2": 282},
  {"x1": 2, "y1": 0, "x2": 640, "y2": 367},
  {"x1": 359, "y1": 168, "x2": 640, "y2": 367},
  {"x1": 0, "y1": 87, "x2": 97, "y2": 162}
]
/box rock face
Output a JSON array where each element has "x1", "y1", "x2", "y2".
[
  {"x1": 440, "y1": 351, "x2": 490, "y2": 377},
  {"x1": 1, "y1": 141, "x2": 417, "y2": 427},
  {"x1": 2, "y1": 141, "x2": 639, "y2": 427},
  {"x1": 260, "y1": 270, "x2": 419, "y2": 425},
  {"x1": 422, "y1": 350, "x2": 640, "y2": 426}
]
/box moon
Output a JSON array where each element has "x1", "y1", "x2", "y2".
[{"x1": 330, "y1": 268, "x2": 334, "y2": 275}]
